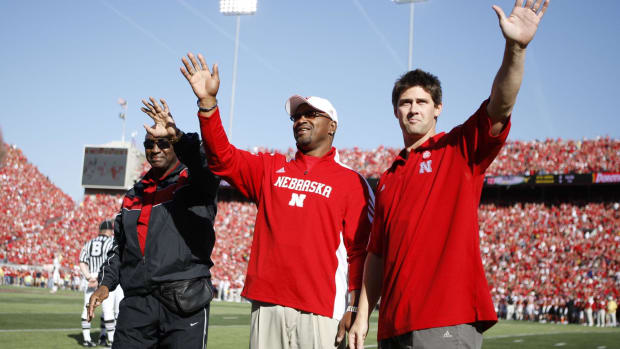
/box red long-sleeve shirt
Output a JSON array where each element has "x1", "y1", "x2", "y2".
[{"x1": 199, "y1": 109, "x2": 374, "y2": 320}]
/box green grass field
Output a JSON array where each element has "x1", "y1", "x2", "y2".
[{"x1": 1, "y1": 285, "x2": 619, "y2": 348}]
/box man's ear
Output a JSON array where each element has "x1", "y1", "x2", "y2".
[
  {"x1": 434, "y1": 103, "x2": 443, "y2": 118},
  {"x1": 329, "y1": 121, "x2": 337, "y2": 136}
]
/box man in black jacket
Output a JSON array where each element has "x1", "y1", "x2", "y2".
[{"x1": 88, "y1": 97, "x2": 220, "y2": 348}]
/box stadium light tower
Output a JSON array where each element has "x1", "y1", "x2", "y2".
[
  {"x1": 392, "y1": 0, "x2": 428, "y2": 71},
  {"x1": 220, "y1": 0, "x2": 257, "y2": 142}
]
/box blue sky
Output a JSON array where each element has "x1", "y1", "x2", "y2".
[{"x1": 1, "y1": 0, "x2": 619, "y2": 201}]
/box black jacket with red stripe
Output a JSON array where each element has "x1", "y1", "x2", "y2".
[{"x1": 99, "y1": 132, "x2": 220, "y2": 296}]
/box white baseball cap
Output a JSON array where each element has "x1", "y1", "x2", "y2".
[{"x1": 285, "y1": 95, "x2": 338, "y2": 124}]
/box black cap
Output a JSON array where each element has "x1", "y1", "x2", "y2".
[{"x1": 99, "y1": 220, "x2": 114, "y2": 231}]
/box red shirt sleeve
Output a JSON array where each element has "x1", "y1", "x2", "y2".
[
  {"x1": 343, "y1": 175, "x2": 375, "y2": 291},
  {"x1": 198, "y1": 109, "x2": 265, "y2": 202},
  {"x1": 458, "y1": 99, "x2": 511, "y2": 176}
]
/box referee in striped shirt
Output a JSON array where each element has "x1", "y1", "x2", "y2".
[{"x1": 79, "y1": 220, "x2": 117, "y2": 347}]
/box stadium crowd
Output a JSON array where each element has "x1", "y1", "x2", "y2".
[
  {"x1": 480, "y1": 202, "x2": 619, "y2": 326},
  {"x1": 486, "y1": 137, "x2": 620, "y2": 175},
  {"x1": 1, "y1": 139, "x2": 618, "y2": 326},
  {"x1": 1, "y1": 144, "x2": 123, "y2": 286}
]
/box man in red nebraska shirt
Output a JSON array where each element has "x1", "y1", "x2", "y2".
[
  {"x1": 349, "y1": 1, "x2": 550, "y2": 348},
  {"x1": 180, "y1": 53, "x2": 374, "y2": 348}
]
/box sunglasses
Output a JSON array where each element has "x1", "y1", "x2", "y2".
[
  {"x1": 290, "y1": 111, "x2": 332, "y2": 122},
  {"x1": 143, "y1": 139, "x2": 172, "y2": 150}
]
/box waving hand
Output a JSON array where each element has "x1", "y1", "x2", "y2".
[
  {"x1": 181, "y1": 53, "x2": 220, "y2": 101},
  {"x1": 141, "y1": 97, "x2": 180, "y2": 139},
  {"x1": 493, "y1": 0, "x2": 550, "y2": 48}
]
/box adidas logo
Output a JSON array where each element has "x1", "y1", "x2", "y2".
[
  {"x1": 443, "y1": 330, "x2": 453, "y2": 338},
  {"x1": 276, "y1": 167, "x2": 285, "y2": 173}
]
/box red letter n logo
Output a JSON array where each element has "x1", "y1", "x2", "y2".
[
  {"x1": 288, "y1": 193, "x2": 307, "y2": 207},
  {"x1": 419, "y1": 160, "x2": 432, "y2": 174}
]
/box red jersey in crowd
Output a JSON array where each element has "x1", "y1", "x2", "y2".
[
  {"x1": 199, "y1": 109, "x2": 374, "y2": 320},
  {"x1": 368, "y1": 100, "x2": 509, "y2": 339}
]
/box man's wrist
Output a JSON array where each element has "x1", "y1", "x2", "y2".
[
  {"x1": 506, "y1": 40, "x2": 528, "y2": 53},
  {"x1": 346, "y1": 305, "x2": 358, "y2": 313},
  {"x1": 198, "y1": 97, "x2": 217, "y2": 110}
]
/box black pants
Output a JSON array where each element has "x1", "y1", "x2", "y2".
[{"x1": 113, "y1": 294, "x2": 210, "y2": 349}]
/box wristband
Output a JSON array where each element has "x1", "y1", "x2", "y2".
[
  {"x1": 197, "y1": 99, "x2": 218, "y2": 113},
  {"x1": 346, "y1": 306, "x2": 358, "y2": 313}
]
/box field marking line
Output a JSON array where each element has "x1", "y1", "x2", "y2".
[
  {"x1": 0, "y1": 325, "x2": 250, "y2": 333},
  {"x1": 0, "y1": 328, "x2": 79, "y2": 333},
  {"x1": 0, "y1": 312, "x2": 79, "y2": 315}
]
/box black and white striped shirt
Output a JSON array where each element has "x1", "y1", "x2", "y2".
[{"x1": 79, "y1": 235, "x2": 114, "y2": 275}]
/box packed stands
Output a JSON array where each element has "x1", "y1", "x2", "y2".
[
  {"x1": 486, "y1": 137, "x2": 620, "y2": 175},
  {"x1": 480, "y1": 202, "x2": 619, "y2": 324},
  {"x1": 0, "y1": 143, "x2": 121, "y2": 284},
  {"x1": 210, "y1": 202, "x2": 256, "y2": 289},
  {"x1": 0, "y1": 144, "x2": 74, "y2": 264}
]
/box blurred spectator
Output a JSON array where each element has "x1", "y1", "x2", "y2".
[{"x1": 608, "y1": 297, "x2": 618, "y2": 327}]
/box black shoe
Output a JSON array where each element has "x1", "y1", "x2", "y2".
[
  {"x1": 82, "y1": 341, "x2": 97, "y2": 347},
  {"x1": 99, "y1": 337, "x2": 111, "y2": 347}
]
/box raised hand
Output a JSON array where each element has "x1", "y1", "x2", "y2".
[
  {"x1": 181, "y1": 53, "x2": 220, "y2": 100},
  {"x1": 492, "y1": 0, "x2": 549, "y2": 48},
  {"x1": 141, "y1": 97, "x2": 179, "y2": 139}
]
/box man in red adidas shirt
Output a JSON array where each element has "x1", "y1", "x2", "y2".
[
  {"x1": 349, "y1": 1, "x2": 550, "y2": 348},
  {"x1": 180, "y1": 53, "x2": 374, "y2": 348}
]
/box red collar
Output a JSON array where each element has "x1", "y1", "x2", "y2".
[
  {"x1": 294, "y1": 147, "x2": 336, "y2": 171},
  {"x1": 395, "y1": 132, "x2": 446, "y2": 162},
  {"x1": 142, "y1": 160, "x2": 181, "y2": 184}
]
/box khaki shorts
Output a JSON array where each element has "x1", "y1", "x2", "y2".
[
  {"x1": 379, "y1": 324, "x2": 483, "y2": 349},
  {"x1": 250, "y1": 301, "x2": 345, "y2": 349}
]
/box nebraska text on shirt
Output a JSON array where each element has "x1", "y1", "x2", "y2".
[{"x1": 273, "y1": 176, "x2": 333, "y2": 198}]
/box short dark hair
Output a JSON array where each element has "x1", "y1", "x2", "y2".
[
  {"x1": 99, "y1": 220, "x2": 114, "y2": 231},
  {"x1": 391, "y1": 69, "x2": 442, "y2": 110}
]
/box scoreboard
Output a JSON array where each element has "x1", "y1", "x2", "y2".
[{"x1": 81, "y1": 144, "x2": 143, "y2": 190}]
